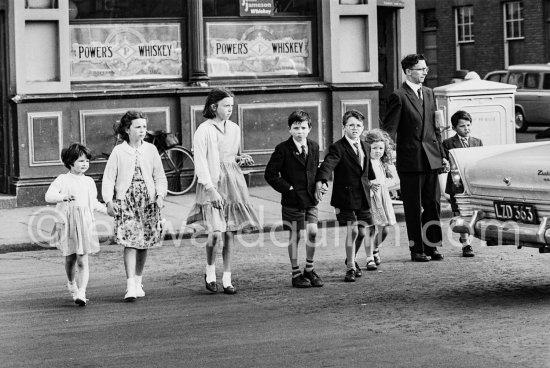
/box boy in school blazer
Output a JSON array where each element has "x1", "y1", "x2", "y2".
[
  {"x1": 315, "y1": 110, "x2": 376, "y2": 283},
  {"x1": 443, "y1": 110, "x2": 483, "y2": 258},
  {"x1": 265, "y1": 110, "x2": 324, "y2": 288}
]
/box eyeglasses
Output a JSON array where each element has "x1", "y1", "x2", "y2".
[
  {"x1": 409, "y1": 67, "x2": 429, "y2": 73},
  {"x1": 345, "y1": 124, "x2": 364, "y2": 129}
]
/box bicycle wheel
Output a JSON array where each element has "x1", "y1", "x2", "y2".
[{"x1": 161, "y1": 146, "x2": 196, "y2": 195}]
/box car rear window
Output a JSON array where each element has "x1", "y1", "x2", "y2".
[{"x1": 543, "y1": 74, "x2": 550, "y2": 90}]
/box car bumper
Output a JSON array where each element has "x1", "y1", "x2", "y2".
[{"x1": 450, "y1": 210, "x2": 550, "y2": 247}]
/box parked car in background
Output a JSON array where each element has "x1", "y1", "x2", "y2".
[
  {"x1": 449, "y1": 141, "x2": 550, "y2": 252},
  {"x1": 483, "y1": 70, "x2": 507, "y2": 83},
  {"x1": 487, "y1": 64, "x2": 550, "y2": 133}
]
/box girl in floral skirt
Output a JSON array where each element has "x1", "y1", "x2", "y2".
[
  {"x1": 46, "y1": 143, "x2": 107, "y2": 306},
  {"x1": 186, "y1": 88, "x2": 260, "y2": 294},
  {"x1": 102, "y1": 110, "x2": 167, "y2": 302}
]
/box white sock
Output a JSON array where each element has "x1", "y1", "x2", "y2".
[
  {"x1": 222, "y1": 272, "x2": 232, "y2": 288},
  {"x1": 68, "y1": 280, "x2": 77, "y2": 287},
  {"x1": 135, "y1": 275, "x2": 143, "y2": 286},
  {"x1": 205, "y1": 264, "x2": 216, "y2": 283},
  {"x1": 126, "y1": 277, "x2": 135, "y2": 290}
]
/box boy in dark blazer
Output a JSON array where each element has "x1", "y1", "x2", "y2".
[
  {"x1": 443, "y1": 110, "x2": 483, "y2": 257},
  {"x1": 265, "y1": 110, "x2": 324, "y2": 288},
  {"x1": 315, "y1": 110, "x2": 376, "y2": 283}
]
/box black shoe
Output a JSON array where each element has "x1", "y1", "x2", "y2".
[
  {"x1": 425, "y1": 248, "x2": 444, "y2": 261},
  {"x1": 204, "y1": 274, "x2": 218, "y2": 293},
  {"x1": 344, "y1": 259, "x2": 362, "y2": 277},
  {"x1": 410, "y1": 252, "x2": 430, "y2": 262},
  {"x1": 292, "y1": 274, "x2": 312, "y2": 288},
  {"x1": 303, "y1": 269, "x2": 324, "y2": 287},
  {"x1": 344, "y1": 269, "x2": 356, "y2": 282},
  {"x1": 462, "y1": 245, "x2": 475, "y2": 257},
  {"x1": 223, "y1": 285, "x2": 237, "y2": 294}
]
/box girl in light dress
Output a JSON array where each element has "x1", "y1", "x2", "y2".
[
  {"x1": 365, "y1": 128, "x2": 399, "y2": 269},
  {"x1": 45, "y1": 143, "x2": 107, "y2": 306},
  {"x1": 186, "y1": 88, "x2": 260, "y2": 294},
  {"x1": 102, "y1": 110, "x2": 167, "y2": 302}
]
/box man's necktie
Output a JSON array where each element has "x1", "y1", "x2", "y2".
[
  {"x1": 300, "y1": 145, "x2": 307, "y2": 160},
  {"x1": 353, "y1": 142, "x2": 360, "y2": 157},
  {"x1": 417, "y1": 86, "x2": 423, "y2": 100}
]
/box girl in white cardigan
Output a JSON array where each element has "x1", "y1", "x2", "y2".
[
  {"x1": 102, "y1": 110, "x2": 167, "y2": 302},
  {"x1": 45, "y1": 143, "x2": 107, "y2": 306}
]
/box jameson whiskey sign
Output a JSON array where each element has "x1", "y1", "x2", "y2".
[
  {"x1": 240, "y1": 0, "x2": 274, "y2": 16},
  {"x1": 70, "y1": 23, "x2": 182, "y2": 81},
  {"x1": 206, "y1": 21, "x2": 313, "y2": 77}
]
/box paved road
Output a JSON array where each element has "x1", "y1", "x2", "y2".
[
  {"x1": 516, "y1": 126, "x2": 548, "y2": 143},
  {"x1": 2, "y1": 219, "x2": 550, "y2": 368}
]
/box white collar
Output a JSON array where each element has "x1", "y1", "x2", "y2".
[
  {"x1": 406, "y1": 80, "x2": 422, "y2": 93},
  {"x1": 292, "y1": 138, "x2": 307, "y2": 152},
  {"x1": 344, "y1": 135, "x2": 360, "y2": 147}
]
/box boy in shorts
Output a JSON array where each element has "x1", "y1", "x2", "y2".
[
  {"x1": 443, "y1": 110, "x2": 483, "y2": 257},
  {"x1": 265, "y1": 110, "x2": 324, "y2": 288},
  {"x1": 315, "y1": 110, "x2": 376, "y2": 282}
]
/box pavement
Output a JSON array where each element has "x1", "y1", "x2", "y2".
[{"x1": 0, "y1": 184, "x2": 451, "y2": 253}]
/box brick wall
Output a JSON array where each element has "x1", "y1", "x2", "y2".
[{"x1": 416, "y1": 0, "x2": 548, "y2": 87}]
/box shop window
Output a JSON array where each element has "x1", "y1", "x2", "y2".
[
  {"x1": 69, "y1": 0, "x2": 184, "y2": 19},
  {"x1": 204, "y1": 0, "x2": 318, "y2": 79}
]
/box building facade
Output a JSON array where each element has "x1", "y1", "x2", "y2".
[
  {"x1": 0, "y1": 0, "x2": 416, "y2": 206},
  {"x1": 416, "y1": 0, "x2": 550, "y2": 88}
]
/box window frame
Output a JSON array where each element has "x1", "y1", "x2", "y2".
[
  {"x1": 455, "y1": 6, "x2": 474, "y2": 44},
  {"x1": 504, "y1": 1, "x2": 524, "y2": 41}
]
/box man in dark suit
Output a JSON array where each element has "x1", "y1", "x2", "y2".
[
  {"x1": 383, "y1": 54, "x2": 449, "y2": 262},
  {"x1": 443, "y1": 110, "x2": 482, "y2": 257},
  {"x1": 315, "y1": 110, "x2": 376, "y2": 282},
  {"x1": 265, "y1": 110, "x2": 324, "y2": 288}
]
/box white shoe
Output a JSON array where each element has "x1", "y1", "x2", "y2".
[
  {"x1": 136, "y1": 283, "x2": 145, "y2": 298},
  {"x1": 74, "y1": 289, "x2": 87, "y2": 306},
  {"x1": 124, "y1": 279, "x2": 137, "y2": 302},
  {"x1": 67, "y1": 282, "x2": 78, "y2": 301}
]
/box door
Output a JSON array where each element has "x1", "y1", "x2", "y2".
[
  {"x1": 0, "y1": 11, "x2": 8, "y2": 193},
  {"x1": 377, "y1": 6, "x2": 398, "y2": 124}
]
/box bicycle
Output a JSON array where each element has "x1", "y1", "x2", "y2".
[
  {"x1": 102, "y1": 128, "x2": 197, "y2": 195},
  {"x1": 144, "y1": 130, "x2": 197, "y2": 195}
]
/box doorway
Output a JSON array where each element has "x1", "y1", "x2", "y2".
[
  {"x1": 0, "y1": 11, "x2": 8, "y2": 193},
  {"x1": 377, "y1": 6, "x2": 398, "y2": 123}
]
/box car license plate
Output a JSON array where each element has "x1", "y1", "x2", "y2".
[{"x1": 493, "y1": 201, "x2": 539, "y2": 224}]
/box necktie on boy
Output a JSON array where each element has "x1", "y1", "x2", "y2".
[
  {"x1": 353, "y1": 142, "x2": 360, "y2": 157},
  {"x1": 300, "y1": 145, "x2": 307, "y2": 160},
  {"x1": 461, "y1": 137, "x2": 469, "y2": 148}
]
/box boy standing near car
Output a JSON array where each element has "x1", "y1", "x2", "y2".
[
  {"x1": 265, "y1": 110, "x2": 324, "y2": 288},
  {"x1": 443, "y1": 110, "x2": 483, "y2": 257},
  {"x1": 315, "y1": 110, "x2": 376, "y2": 282}
]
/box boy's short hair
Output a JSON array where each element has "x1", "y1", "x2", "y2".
[
  {"x1": 401, "y1": 53, "x2": 427, "y2": 72},
  {"x1": 61, "y1": 143, "x2": 92, "y2": 169},
  {"x1": 288, "y1": 110, "x2": 311, "y2": 128},
  {"x1": 450, "y1": 110, "x2": 472, "y2": 128},
  {"x1": 342, "y1": 110, "x2": 364, "y2": 126}
]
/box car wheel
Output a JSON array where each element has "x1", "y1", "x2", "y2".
[{"x1": 515, "y1": 109, "x2": 528, "y2": 132}]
